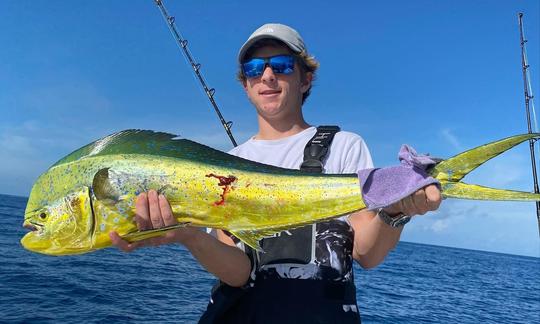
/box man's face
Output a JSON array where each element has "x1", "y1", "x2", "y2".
[{"x1": 243, "y1": 45, "x2": 311, "y2": 121}]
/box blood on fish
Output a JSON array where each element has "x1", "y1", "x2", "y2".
[{"x1": 205, "y1": 173, "x2": 237, "y2": 206}]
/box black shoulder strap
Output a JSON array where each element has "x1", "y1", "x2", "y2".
[
  {"x1": 300, "y1": 125, "x2": 341, "y2": 173},
  {"x1": 201, "y1": 125, "x2": 342, "y2": 322}
]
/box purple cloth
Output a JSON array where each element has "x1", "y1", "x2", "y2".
[{"x1": 357, "y1": 145, "x2": 440, "y2": 210}]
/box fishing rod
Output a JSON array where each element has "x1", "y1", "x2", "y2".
[
  {"x1": 153, "y1": 0, "x2": 238, "y2": 147},
  {"x1": 518, "y1": 13, "x2": 540, "y2": 236}
]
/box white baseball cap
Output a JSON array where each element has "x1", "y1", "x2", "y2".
[{"x1": 238, "y1": 23, "x2": 306, "y2": 63}]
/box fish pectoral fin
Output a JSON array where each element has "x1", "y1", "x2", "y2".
[
  {"x1": 431, "y1": 133, "x2": 539, "y2": 182},
  {"x1": 228, "y1": 230, "x2": 273, "y2": 252},
  {"x1": 230, "y1": 225, "x2": 319, "y2": 253},
  {"x1": 121, "y1": 223, "x2": 190, "y2": 242},
  {"x1": 93, "y1": 168, "x2": 140, "y2": 207},
  {"x1": 92, "y1": 168, "x2": 121, "y2": 203},
  {"x1": 441, "y1": 181, "x2": 540, "y2": 201}
]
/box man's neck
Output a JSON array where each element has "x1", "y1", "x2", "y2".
[{"x1": 255, "y1": 116, "x2": 310, "y2": 140}]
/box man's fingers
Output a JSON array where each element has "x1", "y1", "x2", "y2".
[
  {"x1": 148, "y1": 190, "x2": 165, "y2": 228},
  {"x1": 159, "y1": 194, "x2": 177, "y2": 226},
  {"x1": 135, "y1": 192, "x2": 151, "y2": 230},
  {"x1": 412, "y1": 189, "x2": 429, "y2": 215},
  {"x1": 401, "y1": 195, "x2": 416, "y2": 216},
  {"x1": 109, "y1": 232, "x2": 141, "y2": 252},
  {"x1": 111, "y1": 191, "x2": 179, "y2": 252},
  {"x1": 425, "y1": 184, "x2": 442, "y2": 211},
  {"x1": 403, "y1": 185, "x2": 442, "y2": 216},
  {"x1": 382, "y1": 185, "x2": 443, "y2": 222}
]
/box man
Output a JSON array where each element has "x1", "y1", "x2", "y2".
[{"x1": 111, "y1": 23, "x2": 441, "y2": 323}]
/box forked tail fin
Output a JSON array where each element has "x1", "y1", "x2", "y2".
[{"x1": 431, "y1": 133, "x2": 540, "y2": 201}]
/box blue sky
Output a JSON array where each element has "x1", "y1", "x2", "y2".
[{"x1": 1, "y1": 1, "x2": 539, "y2": 256}]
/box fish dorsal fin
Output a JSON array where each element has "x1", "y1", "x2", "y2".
[
  {"x1": 52, "y1": 130, "x2": 187, "y2": 167},
  {"x1": 50, "y1": 129, "x2": 306, "y2": 176}
]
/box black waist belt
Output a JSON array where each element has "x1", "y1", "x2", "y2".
[{"x1": 253, "y1": 277, "x2": 357, "y2": 302}]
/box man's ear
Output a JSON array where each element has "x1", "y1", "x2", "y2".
[{"x1": 300, "y1": 72, "x2": 313, "y2": 93}]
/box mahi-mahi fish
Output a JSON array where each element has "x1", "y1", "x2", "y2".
[{"x1": 21, "y1": 130, "x2": 540, "y2": 255}]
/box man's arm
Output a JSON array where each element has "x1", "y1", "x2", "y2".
[
  {"x1": 110, "y1": 190, "x2": 251, "y2": 287},
  {"x1": 350, "y1": 184, "x2": 441, "y2": 269},
  {"x1": 349, "y1": 209, "x2": 402, "y2": 269}
]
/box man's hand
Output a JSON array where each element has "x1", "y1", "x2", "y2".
[
  {"x1": 110, "y1": 190, "x2": 198, "y2": 252},
  {"x1": 383, "y1": 184, "x2": 442, "y2": 217}
]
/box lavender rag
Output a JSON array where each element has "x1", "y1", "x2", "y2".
[{"x1": 357, "y1": 145, "x2": 441, "y2": 210}]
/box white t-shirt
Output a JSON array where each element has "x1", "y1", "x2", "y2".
[
  {"x1": 227, "y1": 126, "x2": 374, "y2": 282},
  {"x1": 228, "y1": 126, "x2": 373, "y2": 174}
]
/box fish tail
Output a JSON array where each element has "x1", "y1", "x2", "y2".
[
  {"x1": 440, "y1": 182, "x2": 540, "y2": 201},
  {"x1": 431, "y1": 133, "x2": 540, "y2": 201}
]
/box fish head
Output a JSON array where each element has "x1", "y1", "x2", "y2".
[{"x1": 21, "y1": 186, "x2": 95, "y2": 255}]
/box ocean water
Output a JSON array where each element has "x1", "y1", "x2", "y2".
[{"x1": 1, "y1": 193, "x2": 538, "y2": 323}]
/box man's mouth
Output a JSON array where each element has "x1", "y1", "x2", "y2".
[{"x1": 260, "y1": 89, "x2": 281, "y2": 97}]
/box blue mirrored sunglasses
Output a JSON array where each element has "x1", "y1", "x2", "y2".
[{"x1": 242, "y1": 55, "x2": 295, "y2": 79}]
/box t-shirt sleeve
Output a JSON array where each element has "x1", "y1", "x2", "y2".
[
  {"x1": 342, "y1": 137, "x2": 374, "y2": 173},
  {"x1": 227, "y1": 145, "x2": 240, "y2": 156}
]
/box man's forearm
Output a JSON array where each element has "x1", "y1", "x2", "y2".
[
  {"x1": 182, "y1": 229, "x2": 251, "y2": 287},
  {"x1": 350, "y1": 210, "x2": 403, "y2": 269}
]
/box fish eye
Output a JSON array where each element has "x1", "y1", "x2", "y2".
[{"x1": 39, "y1": 212, "x2": 47, "y2": 220}]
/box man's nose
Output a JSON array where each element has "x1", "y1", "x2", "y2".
[{"x1": 261, "y1": 65, "x2": 276, "y2": 83}]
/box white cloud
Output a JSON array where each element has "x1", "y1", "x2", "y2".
[
  {"x1": 0, "y1": 120, "x2": 102, "y2": 196},
  {"x1": 440, "y1": 128, "x2": 463, "y2": 151},
  {"x1": 462, "y1": 150, "x2": 531, "y2": 190},
  {"x1": 402, "y1": 199, "x2": 539, "y2": 257},
  {"x1": 0, "y1": 133, "x2": 36, "y2": 156},
  {"x1": 430, "y1": 219, "x2": 449, "y2": 233}
]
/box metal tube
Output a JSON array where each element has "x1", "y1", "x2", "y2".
[
  {"x1": 153, "y1": 0, "x2": 238, "y2": 147},
  {"x1": 518, "y1": 12, "x2": 540, "y2": 236}
]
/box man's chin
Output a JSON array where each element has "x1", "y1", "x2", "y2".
[{"x1": 256, "y1": 104, "x2": 283, "y2": 117}]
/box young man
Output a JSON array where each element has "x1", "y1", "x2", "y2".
[{"x1": 111, "y1": 23, "x2": 441, "y2": 323}]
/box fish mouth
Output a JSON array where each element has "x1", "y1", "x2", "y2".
[{"x1": 23, "y1": 220, "x2": 43, "y2": 233}]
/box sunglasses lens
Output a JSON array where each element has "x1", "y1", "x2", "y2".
[
  {"x1": 242, "y1": 55, "x2": 295, "y2": 78},
  {"x1": 269, "y1": 55, "x2": 295, "y2": 75},
  {"x1": 242, "y1": 58, "x2": 265, "y2": 78}
]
